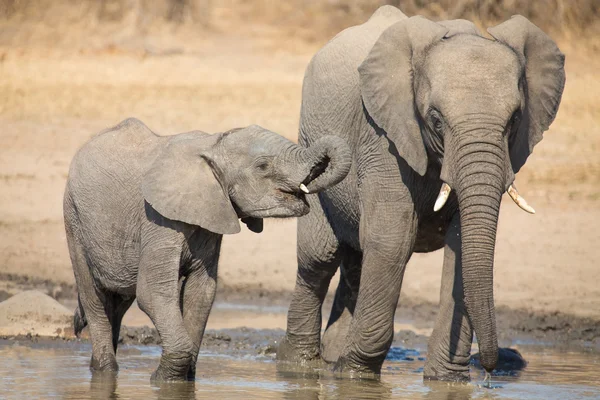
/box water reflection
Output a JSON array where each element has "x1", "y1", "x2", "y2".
[
  {"x1": 422, "y1": 381, "x2": 475, "y2": 400},
  {"x1": 276, "y1": 367, "x2": 394, "y2": 400},
  {"x1": 153, "y1": 381, "x2": 197, "y2": 400},
  {"x1": 89, "y1": 372, "x2": 119, "y2": 400}
]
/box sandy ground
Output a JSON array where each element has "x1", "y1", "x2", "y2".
[{"x1": 0, "y1": 22, "x2": 599, "y2": 335}]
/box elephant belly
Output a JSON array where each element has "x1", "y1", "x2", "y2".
[
  {"x1": 87, "y1": 248, "x2": 140, "y2": 296},
  {"x1": 80, "y1": 223, "x2": 141, "y2": 296}
]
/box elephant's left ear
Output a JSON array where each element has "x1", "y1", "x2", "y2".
[
  {"x1": 488, "y1": 15, "x2": 566, "y2": 173},
  {"x1": 142, "y1": 133, "x2": 241, "y2": 235}
]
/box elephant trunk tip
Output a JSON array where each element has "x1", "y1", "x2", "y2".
[
  {"x1": 480, "y1": 347, "x2": 498, "y2": 373},
  {"x1": 300, "y1": 135, "x2": 352, "y2": 194}
]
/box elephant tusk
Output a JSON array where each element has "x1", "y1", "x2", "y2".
[
  {"x1": 507, "y1": 184, "x2": 535, "y2": 214},
  {"x1": 299, "y1": 183, "x2": 310, "y2": 194},
  {"x1": 433, "y1": 183, "x2": 452, "y2": 212}
]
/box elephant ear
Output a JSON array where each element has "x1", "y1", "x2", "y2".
[
  {"x1": 142, "y1": 133, "x2": 241, "y2": 235},
  {"x1": 358, "y1": 16, "x2": 448, "y2": 176},
  {"x1": 488, "y1": 15, "x2": 566, "y2": 173}
]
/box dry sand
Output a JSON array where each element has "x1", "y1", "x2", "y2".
[
  {"x1": 0, "y1": 14, "x2": 599, "y2": 334},
  {"x1": 0, "y1": 291, "x2": 72, "y2": 337}
]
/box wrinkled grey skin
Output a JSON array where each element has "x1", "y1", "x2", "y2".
[
  {"x1": 277, "y1": 6, "x2": 564, "y2": 381},
  {"x1": 64, "y1": 118, "x2": 351, "y2": 381}
]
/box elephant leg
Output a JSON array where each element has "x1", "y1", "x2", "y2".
[
  {"x1": 179, "y1": 258, "x2": 218, "y2": 380},
  {"x1": 67, "y1": 230, "x2": 119, "y2": 372},
  {"x1": 334, "y1": 195, "x2": 416, "y2": 377},
  {"x1": 277, "y1": 194, "x2": 341, "y2": 363},
  {"x1": 424, "y1": 213, "x2": 473, "y2": 381},
  {"x1": 321, "y1": 248, "x2": 362, "y2": 363},
  {"x1": 137, "y1": 249, "x2": 195, "y2": 381}
]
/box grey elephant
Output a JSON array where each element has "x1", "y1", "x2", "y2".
[
  {"x1": 277, "y1": 6, "x2": 564, "y2": 381},
  {"x1": 64, "y1": 118, "x2": 351, "y2": 381}
]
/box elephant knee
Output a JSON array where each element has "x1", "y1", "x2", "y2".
[{"x1": 135, "y1": 289, "x2": 153, "y2": 316}]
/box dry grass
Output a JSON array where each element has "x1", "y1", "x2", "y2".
[{"x1": 2, "y1": 1, "x2": 599, "y2": 50}]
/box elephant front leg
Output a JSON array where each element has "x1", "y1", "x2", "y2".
[
  {"x1": 137, "y1": 250, "x2": 196, "y2": 382},
  {"x1": 180, "y1": 259, "x2": 218, "y2": 380},
  {"x1": 424, "y1": 213, "x2": 473, "y2": 381},
  {"x1": 334, "y1": 203, "x2": 416, "y2": 378}
]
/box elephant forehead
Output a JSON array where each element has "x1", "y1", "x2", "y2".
[
  {"x1": 425, "y1": 36, "x2": 522, "y2": 98},
  {"x1": 224, "y1": 129, "x2": 289, "y2": 158}
]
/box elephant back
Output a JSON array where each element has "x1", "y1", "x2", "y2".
[{"x1": 299, "y1": 6, "x2": 406, "y2": 147}]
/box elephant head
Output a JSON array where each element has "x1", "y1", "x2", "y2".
[
  {"x1": 142, "y1": 125, "x2": 351, "y2": 235},
  {"x1": 359, "y1": 15, "x2": 565, "y2": 371}
]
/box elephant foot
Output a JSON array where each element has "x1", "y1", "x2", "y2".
[
  {"x1": 321, "y1": 310, "x2": 353, "y2": 364},
  {"x1": 423, "y1": 356, "x2": 470, "y2": 382},
  {"x1": 423, "y1": 366, "x2": 470, "y2": 383},
  {"x1": 150, "y1": 352, "x2": 194, "y2": 382},
  {"x1": 333, "y1": 356, "x2": 381, "y2": 380},
  {"x1": 90, "y1": 353, "x2": 118, "y2": 372},
  {"x1": 276, "y1": 335, "x2": 322, "y2": 365}
]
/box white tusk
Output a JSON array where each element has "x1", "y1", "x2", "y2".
[
  {"x1": 434, "y1": 183, "x2": 452, "y2": 212},
  {"x1": 299, "y1": 183, "x2": 310, "y2": 194},
  {"x1": 507, "y1": 184, "x2": 535, "y2": 214}
]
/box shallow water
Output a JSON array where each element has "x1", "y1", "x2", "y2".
[{"x1": 0, "y1": 339, "x2": 598, "y2": 399}]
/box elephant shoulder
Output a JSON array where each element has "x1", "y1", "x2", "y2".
[
  {"x1": 68, "y1": 118, "x2": 159, "y2": 187},
  {"x1": 305, "y1": 6, "x2": 407, "y2": 102},
  {"x1": 82, "y1": 118, "x2": 158, "y2": 155},
  {"x1": 368, "y1": 5, "x2": 408, "y2": 23},
  {"x1": 100, "y1": 118, "x2": 158, "y2": 147},
  {"x1": 315, "y1": 5, "x2": 406, "y2": 64}
]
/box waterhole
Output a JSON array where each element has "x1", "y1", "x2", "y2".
[{"x1": 0, "y1": 339, "x2": 598, "y2": 399}]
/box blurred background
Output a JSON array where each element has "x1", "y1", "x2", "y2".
[{"x1": 0, "y1": 1, "x2": 599, "y2": 325}]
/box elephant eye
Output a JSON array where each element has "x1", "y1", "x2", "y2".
[
  {"x1": 507, "y1": 110, "x2": 521, "y2": 136},
  {"x1": 254, "y1": 158, "x2": 271, "y2": 172},
  {"x1": 431, "y1": 112, "x2": 444, "y2": 133},
  {"x1": 512, "y1": 111, "x2": 521, "y2": 125}
]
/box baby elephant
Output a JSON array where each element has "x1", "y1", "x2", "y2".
[{"x1": 64, "y1": 118, "x2": 351, "y2": 381}]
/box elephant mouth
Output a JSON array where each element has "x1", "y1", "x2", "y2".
[
  {"x1": 278, "y1": 189, "x2": 310, "y2": 212},
  {"x1": 234, "y1": 189, "x2": 310, "y2": 220}
]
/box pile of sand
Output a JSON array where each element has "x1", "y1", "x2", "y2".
[{"x1": 0, "y1": 291, "x2": 73, "y2": 338}]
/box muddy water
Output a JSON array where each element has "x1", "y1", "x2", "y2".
[{"x1": 0, "y1": 339, "x2": 598, "y2": 400}]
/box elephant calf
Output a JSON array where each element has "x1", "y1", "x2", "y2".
[{"x1": 64, "y1": 118, "x2": 350, "y2": 381}]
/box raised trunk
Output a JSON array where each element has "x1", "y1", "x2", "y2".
[
  {"x1": 454, "y1": 137, "x2": 505, "y2": 372},
  {"x1": 297, "y1": 135, "x2": 352, "y2": 193}
]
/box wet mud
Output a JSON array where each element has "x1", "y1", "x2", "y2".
[{"x1": 0, "y1": 273, "x2": 599, "y2": 350}]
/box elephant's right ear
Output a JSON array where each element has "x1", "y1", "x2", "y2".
[
  {"x1": 359, "y1": 16, "x2": 448, "y2": 176},
  {"x1": 142, "y1": 134, "x2": 241, "y2": 235}
]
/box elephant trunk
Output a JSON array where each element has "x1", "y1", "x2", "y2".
[
  {"x1": 295, "y1": 135, "x2": 352, "y2": 193},
  {"x1": 454, "y1": 136, "x2": 506, "y2": 373}
]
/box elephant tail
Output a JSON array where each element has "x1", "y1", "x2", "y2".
[{"x1": 73, "y1": 296, "x2": 87, "y2": 337}]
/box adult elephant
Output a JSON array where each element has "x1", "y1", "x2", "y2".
[
  {"x1": 64, "y1": 118, "x2": 351, "y2": 381},
  {"x1": 277, "y1": 6, "x2": 565, "y2": 381}
]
